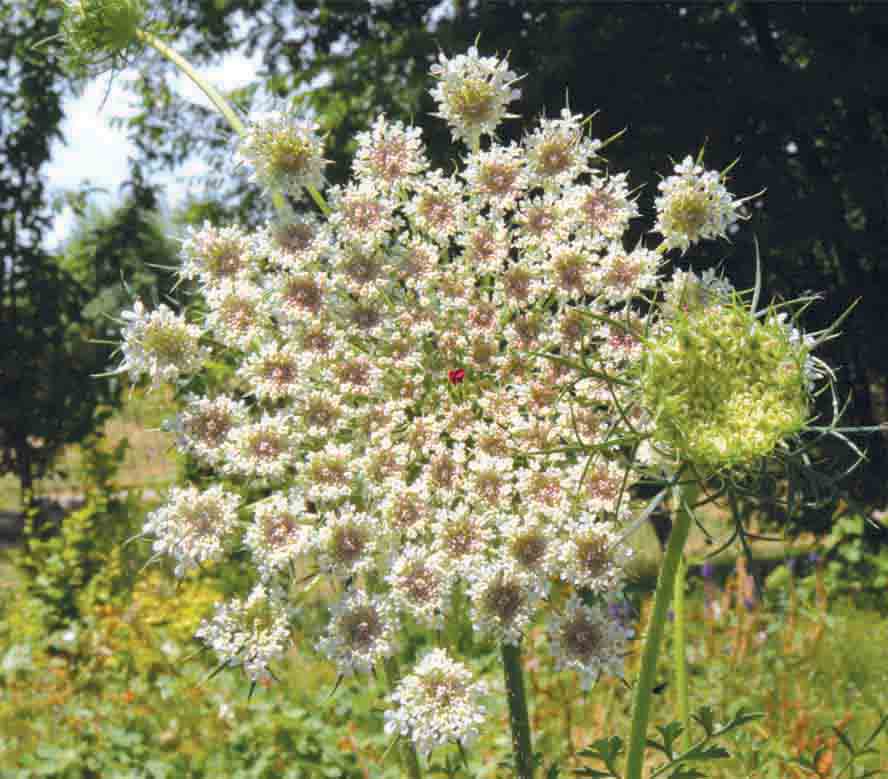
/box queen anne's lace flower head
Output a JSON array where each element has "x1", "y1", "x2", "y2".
[
  {"x1": 144, "y1": 484, "x2": 240, "y2": 577},
  {"x1": 239, "y1": 111, "x2": 327, "y2": 197},
  {"x1": 384, "y1": 648, "x2": 488, "y2": 755},
  {"x1": 119, "y1": 300, "x2": 206, "y2": 385},
  {"x1": 654, "y1": 156, "x2": 739, "y2": 252},
  {"x1": 196, "y1": 583, "x2": 292, "y2": 682},
  {"x1": 429, "y1": 46, "x2": 522, "y2": 147},
  {"x1": 114, "y1": 42, "x2": 821, "y2": 743}
]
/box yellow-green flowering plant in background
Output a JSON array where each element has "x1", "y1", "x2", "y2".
[{"x1": 52, "y1": 4, "x2": 875, "y2": 778}]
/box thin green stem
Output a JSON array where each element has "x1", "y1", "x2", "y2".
[
  {"x1": 136, "y1": 29, "x2": 246, "y2": 136},
  {"x1": 673, "y1": 553, "x2": 691, "y2": 751},
  {"x1": 134, "y1": 29, "x2": 329, "y2": 217},
  {"x1": 502, "y1": 642, "x2": 534, "y2": 779},
  {"x1": 624, "y1": 478, "x2": 695, "y2": 779},
  {"x1": 383, "y1": 656, "x2": 423, "y2": 779}
]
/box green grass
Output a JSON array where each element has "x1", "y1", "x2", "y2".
[{"x1": 1, "y1": 561, "x2": 885, "y2": 779}]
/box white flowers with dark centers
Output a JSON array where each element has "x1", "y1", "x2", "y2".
[
  {"x1": 238, "y1": 111, "x2": 327, "y2": 197},
  {"x1": 120, "y1": 41, "x2": 783, "y2": 736},
  {"x1": 119, "y1": 300, "x2": 206, "y2": 385},
  {"x1": 317, "y1": 590, "x2": 398, "y2": 676},
  {"x1": 654, "y1": 156, "x2": 739, "y2": 252},
  {"x1": 143, "y1": 484, "x2": 240, "y2": 577},
  {"x1": 195, "y1": 583, "x2": 292, "y2": 682},
  {"x1": 429, "y1": 45, "x2": 522, "y2": 147},
  {"x1": 384, "y1": 649, "x2": 488, "y2": 756},
  {"x1": 548, "y1": 594, "x2": 631, "y2": 690}
]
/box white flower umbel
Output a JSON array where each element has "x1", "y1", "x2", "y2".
[
  {"x1": 327, "y1": 180, "x2": 399, "y2": 248},
  {"x1": 384, "y1": 648, "x2": 488, "y2": 756},
  {"x1": 467, "y1": 557, "x2": 543, "y2": 646},
  {"x1": 238, "y1": 111, "x2": 327, "y2": 197},
  {"x1": 144, "y1": 484, "x2": 240, "y2": 577},
  {"x1": 464, "y1": 142, "x2": 528, "y2": 212},
  {"x1": 501, "y1": 511, "x2": 558, "y2": 582},
  {"x1": 119, "y1": 300, "x2": 206, "y2": 386},
  {"x1": 353, "y1": 115, "x2": 428, "y2": 189},
  {"x1": 596, "y1": 243, "x2": 661, "y2": 304},
  {"x1": 654, "y1": 156, "x2": 739, "y2": 253},
  {"x1": 558, "y1": 517, "x2": 630, "y2": 594},
  {"x1": 181, "y1": 222, "x2": 258, "y2": 288},
  {"x1": 430, "y1": 46, "x2": 521, "y2": 148},
  {"x1": 172, "y1": 394, "x2": 249, "y2": 467},
  {"x1": 317, "y1": 590, "x2": 398, "y2": 676},
  {"x1": 386, "y1": 545, "x2": 451, "y2": 629},
  {"x1": 567, "y1": 173, "x2": 638, "y2": 242},
  {"x1": 245, "y1": 492, "x2": 313, "y2": 580},
  {"x1": 204, "y1": 279, "x2": 268, "y2": 351},
  {"x1": 239, "y1": 342, "x2": 304, "y2": 402},
  {"x1": 195, "y1": 583, "x2": 292, "y2": 682},
  {"x1": 312, "y1": 507, "x2": 380, "y2": 581},
  {"x1": 524, "y1": 108, "x2": 600, "y2": 189},
  {"x1": 224, "y1": 414, "x2": 295, "y2": 482},
  {"x1": 547, "y1": 594, "x2": 630, "y2": 689},
  {"x1": 257, "y1": 209, "x2": 328, "y2": 271},
  {"x1": 432, "y1": 506, "x2": 494, "y2": 573}
]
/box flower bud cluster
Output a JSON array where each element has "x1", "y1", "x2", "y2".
[{"x1": 641, "y1": 290, "x2": 811, "y2": 471}]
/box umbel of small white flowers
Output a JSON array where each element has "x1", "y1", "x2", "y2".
[{"x1": 116, "y1": 44, "x2": 818, "y2": 766}]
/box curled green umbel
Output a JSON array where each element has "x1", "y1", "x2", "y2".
[{"x1": 641, "y1": 295, "x2": 810, "y2": 471}]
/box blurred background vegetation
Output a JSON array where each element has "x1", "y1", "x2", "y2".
[{"x1": 1, "y1": 1, "x2": 887, "y2": 777}]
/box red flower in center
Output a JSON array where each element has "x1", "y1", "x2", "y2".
[{"x1": 448, "y1": 368, "x2": 466, "y2": 385}]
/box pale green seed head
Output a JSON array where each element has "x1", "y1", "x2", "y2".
[
  {"x1": 641, "y1": 298, "x2": 811, "y2": 471},
  {"x1": 62, "y1": 0, "x2": 146, "y2": 74}
]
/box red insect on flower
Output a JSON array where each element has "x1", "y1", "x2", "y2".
[{"x1": 448, "y1": 368, "x2": 466, "y2": 385}]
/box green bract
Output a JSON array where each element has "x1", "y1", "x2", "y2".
[
  {"x1": 641, "y1": 298, "x2": 810, "y2": 471},
  {"x1": 62, "y1": 0, "x2": 146, "y2": 73}
]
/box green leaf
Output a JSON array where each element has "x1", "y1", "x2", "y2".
[{"x1": 692, "y1": 706, "x2": 715, "y2": 737}]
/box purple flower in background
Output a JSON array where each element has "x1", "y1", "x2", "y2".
[
  {"x1": 786, "y1": 557, "x2": 797, "y2": 574},
  {"x1": 808, "y1": 551, "x2": 821, "y2": 565},
  {"x1": 701, "y1": 561, "x2": 715, "y2": 579},
  {"x1": 607, "y1": 600, "x2": 635, "y2": 631}
]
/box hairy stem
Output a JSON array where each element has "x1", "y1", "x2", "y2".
[
  {"x1": 383, "y1": 656, "x2": 423, "y2": 779},
  {"x1": 624, "y1": 479, "x2": 695, "y2": 779},
  {"x1": 502, "y1": 642, "x2": 534, "y2": 779}
]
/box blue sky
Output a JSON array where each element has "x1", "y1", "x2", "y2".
[{"x1": 45, "y1": 51, "x2": 260, "y2": 248}]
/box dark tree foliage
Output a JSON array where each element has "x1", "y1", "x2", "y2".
[
  {"x1": 0, "y1": 2, "x2": 176, "y2": 500},
  {"x1": 119, "y1": 1, "x2": 888, "y2": 509}
]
